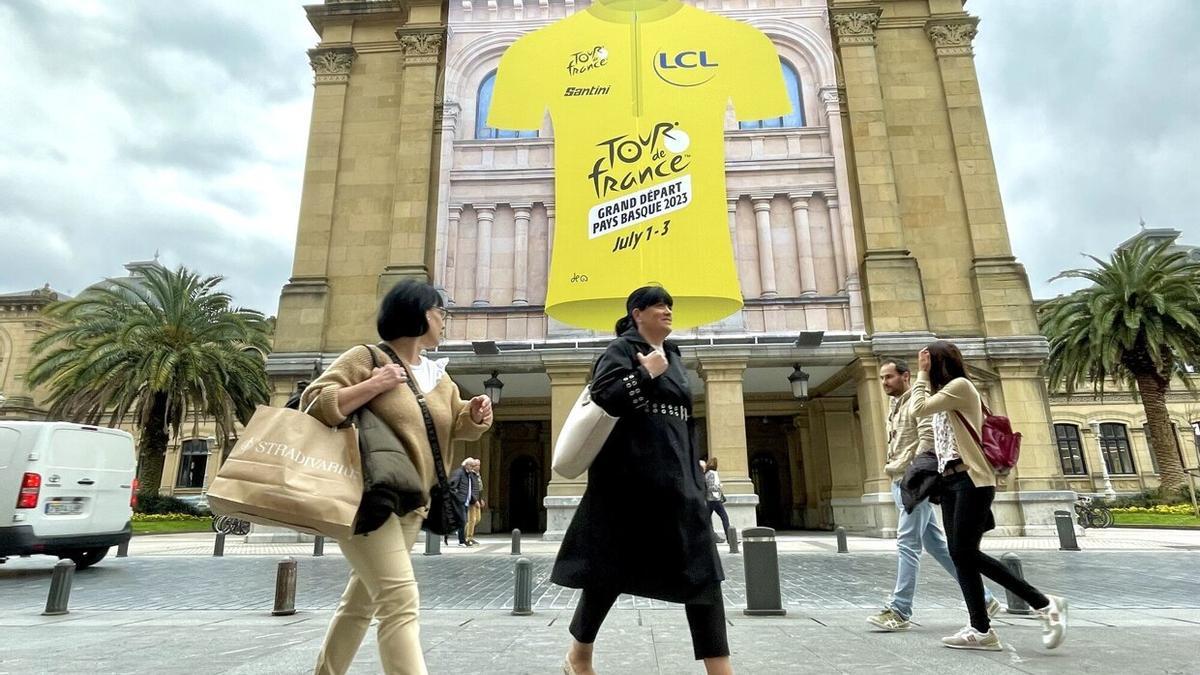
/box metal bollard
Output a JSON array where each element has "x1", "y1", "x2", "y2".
[
  {"x1": 512, "y1": 557, "x2": 533, "y2": 616},
  {"x1": 213, "y1": 532, "x2": 226, "y2": 557},
  {"x1": 116, "y1": 538, "x2": 129, "y2": 558},
  {"x1": 511, "y1": 528, "x2": 521, "y2": 555},
  {"x1": 835, "y1": 526, "x2": 848, "y2": 553},
  {"x1": 272, "y1": 558, "x2": 297, "y2": 616},
  {"x1": 999, "y1": 553, "x2": 1033, "y2": 615},
  {"x1": 313, "y1": 536, "x2": 325, "y2": 557},
  {"x1": 727, "y1": 526, "x2": 740, "y2": 554},
  {"x1": 424, "y1": 530, "x2": 441, "y2": 556},
  {"x1": 42, "y1": 559, "x2": 76, "y2": 616},
  {"x1": 1054, "y1": 511, "x2": 1080, "y2": 551},
  {"x1": 741, "y1": 527, "x2": 786, "y2": 616}
]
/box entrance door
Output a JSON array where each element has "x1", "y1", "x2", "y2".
[
  {"x1": 508, "y1": 455, "x2": 541, "y2": 533},
  {"x1": 746, "y1": 416, "x2": 801, "y2": 529}
]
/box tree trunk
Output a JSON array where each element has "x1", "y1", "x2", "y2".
[
  {"x1": 137, "y1": 393, "x2": 171, "y2": 494},
  {"x1": 1135, "y1": 373, "x2": 1184, "y2": 492}
]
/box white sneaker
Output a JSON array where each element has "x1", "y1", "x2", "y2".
[
  {"x1": 986, "y1": 596, "x2": 1002, "y2": 618},
  {"x1": 1036, "y1": 595, "x2": 1069, "y2": 649},
  {"x1": 942, "y1": 626, "x2": 1002, "y2": 651}
]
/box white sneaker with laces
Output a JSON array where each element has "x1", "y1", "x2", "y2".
[
  {"x1": 942, "y1": 626, "x2": 1002, "y2": 651},
  {"x1": 1036, "y1": 595, "x2": 1069, "y2": 649}
]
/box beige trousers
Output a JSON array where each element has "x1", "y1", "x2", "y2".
[
  {"x1": 314, "y1": 511, "x2": 426, "y2": 675},
  {"x1": 466, "y1": 503, "x2": 482, "y2": 541}
]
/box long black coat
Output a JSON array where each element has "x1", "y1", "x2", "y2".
[{"x1": 550, "y1": 329, "x2": 723, "y2": 604}]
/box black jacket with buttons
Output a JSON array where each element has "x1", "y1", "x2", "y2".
[{"x1": 550, "y1": 329, "x2": 723, "y2": 604}]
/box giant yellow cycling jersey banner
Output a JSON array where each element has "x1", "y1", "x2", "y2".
[{"x1": 489, "y1": 0, "x2": 790, "y2": 330}]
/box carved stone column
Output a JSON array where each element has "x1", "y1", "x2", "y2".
[
  {"x1": 788, "y1": 194, "x2": 817, "y2": 296},
  {"x1": 445, "y1": 205, "x2": 462, "y2": 305},
  {"x1": 699, "y1": 356, "x2": 758, "y2": 531},
  {"x1": 512, "y1": 204, "x2": 532, "y2": 305},
  {"x1": 545, "y1": 203, "x2": 556, "y2": 295},
  {"x1": 473, "y1": 205, "x2": 495, "y2": 306},
  {"x1": 274, "y1": 46, "x2": 357, "y2": 353},
  {"x1": 379, "y1": 26, "x2": 446, "y2": 293},
  {"x1": 826, "y1": 196, "x2": 847, "y2": 292},
  {"x1": 751, "y1": 196, "x2": 778, "y2": 299},
  {"x1": 435, "y1": 101, "x2": 461, "y2": 296},
  {"x1": 830, "y1": 6, "x2": 928, "y2": 333},
  {"x1": 727, "y1": 196, "x2": 741, "y2": 265}
]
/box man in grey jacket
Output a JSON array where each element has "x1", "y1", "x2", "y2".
[{"x1": 867, "y1": 358, "x2": 998, "y2": 631}]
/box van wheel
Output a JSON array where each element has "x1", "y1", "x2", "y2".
[{"x1": 59, "y1": 547, "x2": 110, "y2": 569}]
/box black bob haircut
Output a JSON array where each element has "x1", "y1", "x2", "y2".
[
  {"x1": 614, "y1": 285, "x2": 674, "y2": 335},
  {"x1": 377, "y1": 279, "x2": 445, "y2": 341}
]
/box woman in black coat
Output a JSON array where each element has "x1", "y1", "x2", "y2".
[{"x1": 554, "y1": 286, "x2": 730, "y2": 675}]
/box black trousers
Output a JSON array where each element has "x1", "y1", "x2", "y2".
[
  {"x1": 941, "y1": 472, "x2": 1049, "y2": 632},
  {"x1": 708, "y1": 500, "x2": 731, "y2": 535},
  {"x1": 569, "y1": 587, "x2": 730, "y2": 660}
]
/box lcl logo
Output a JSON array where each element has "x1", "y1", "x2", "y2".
[{"x1": 653, "y1": 50, "x2": 719, "y2": 87}]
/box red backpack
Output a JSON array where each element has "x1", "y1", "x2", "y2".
[{"x1": 955, "y1": 405, "x2": 1022, "y2": 473}]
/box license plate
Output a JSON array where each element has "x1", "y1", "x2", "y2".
[{"x1": 45, "y1": 501, "x2": 84, "y2": 516}]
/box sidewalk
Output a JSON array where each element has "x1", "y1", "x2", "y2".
[
  {"x1": 2, "y1": 607, "x2": 1198, "y2": 674},
  {"x1": 123, "y1": 526, "x2": 1200, "y2": 558}
]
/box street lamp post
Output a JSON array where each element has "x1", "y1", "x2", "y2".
[{"x1": 1089, "y1": 421, "x2": 1117, "y2": 498}]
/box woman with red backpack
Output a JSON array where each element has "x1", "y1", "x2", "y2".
[{"x1": 910, "y1": 340, "x2": 1068, "y2": 652}]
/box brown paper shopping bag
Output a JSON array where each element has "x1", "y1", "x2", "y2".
[{"x1": 207, "y1": 405, "x2": 362, "y2": 539}]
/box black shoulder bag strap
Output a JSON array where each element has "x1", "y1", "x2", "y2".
[{"x1": 377, "y1": 343, "x2": 460, "y2": 533}]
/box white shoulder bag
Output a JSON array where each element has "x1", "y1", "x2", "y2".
[{"x1": 551, "y1": 385, "x2": 618, "y2": 479}]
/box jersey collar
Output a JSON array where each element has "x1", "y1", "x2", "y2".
[{"x1": 586, "y1": 0, "x2": 684, "y2": 24}]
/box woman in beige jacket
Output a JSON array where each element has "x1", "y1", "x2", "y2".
[
  {"x1": 303, "y1": 280, "x2": 492, "y2": 675},
  {"x1": 910, "y1": 340, "x2": 1067, "y2": 652}
]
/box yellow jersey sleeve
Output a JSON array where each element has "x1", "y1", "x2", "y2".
[
  {"x1": 487, "y1": 34, "x2": 547, "y2": 132},
  {"x1": 729, "y1": 28, "x2": 791, "y2": 122}
]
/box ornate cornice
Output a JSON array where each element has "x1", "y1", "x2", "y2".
[
  {"x1": 926, "y1": 17, "x2": 979, "y2": 57},
  {"x1": 818, "y1": 85, "x2": 846, "y2": 108},
  {"x1": 307, "y1": 47, "x2": 356, "y2": 84},
  {"x1": 831, "y1": 8, "x2": 881, "y2": 46},
  {"x1": 396, "y1": 26, "x2": 445, "y2": 66}
]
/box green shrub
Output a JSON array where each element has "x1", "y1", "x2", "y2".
[
  {"x1": 135, "y1": 492, "x2": 201, "y2": 516},
  {"x1": 132, "y1": 513, "x2": 210, "y2": 522}
]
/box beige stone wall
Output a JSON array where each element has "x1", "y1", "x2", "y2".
[
  {"x1": 274, "y1": 0, "x2": 448, "y2": 354},
  {"x1": 0, "y1": 291, "x2": 59, "y2": 419}
]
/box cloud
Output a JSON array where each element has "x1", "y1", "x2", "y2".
[
  {"x1": 971, "y1": 0, "x2": 1200, "y2": 298},
  {"x1": 0, "y1": 0, "x2": 316, "y2": 313}
]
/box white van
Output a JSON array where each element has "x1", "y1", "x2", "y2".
[{"x1": 0, "y1": 421, "x2": 136, "y2": 568}]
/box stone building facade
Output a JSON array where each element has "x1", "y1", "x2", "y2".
[
  {"x1": 5, "y1": 0, "x2": 1196, "y2": 523},
  {"x1": 264, "y1": 0, "x2": 1082, "y2": 538}
]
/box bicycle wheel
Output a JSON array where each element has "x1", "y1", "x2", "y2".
[
  {"x1": 1095, "y1": 507, "x2": 1114, "y2": 528},
  {"x1": 233, "y1": 519, "x2": 252, "y2": 536},
  {"x1": 210, "y1": 516, "x2": 222, "y2": 533},
  {"x1": 1074, "y1": 505, "x2": 1090, "y2": 528}
]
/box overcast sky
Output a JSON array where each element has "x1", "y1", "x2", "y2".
[{"x1": 1, "y1": 0, "x2": 1196, "y2": 315}]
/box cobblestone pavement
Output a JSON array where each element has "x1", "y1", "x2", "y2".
[
  {"x1": 3, "y1": 545, "x2": 1199, "y2": 674},
  {"x1": 1, "y1": 608, "x2": 1198, "y2": 674},
  {"x1": 2, "y1": 551, "x2": 1198, "y2": 613}
]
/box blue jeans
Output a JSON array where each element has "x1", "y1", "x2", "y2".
[{"x1": 886, "y1": 482, "x2": 992, "y2": 620}]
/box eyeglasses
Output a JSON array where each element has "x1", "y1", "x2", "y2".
[{"x1": 431, "y1": 307, "x2": 449, "y2": 321}]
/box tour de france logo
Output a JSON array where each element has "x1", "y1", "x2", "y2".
[
  {"x1": 586, "y1": 122, "x2": 693, "y2": 245},
  {"x1": 568, "y1": 46, "x2": 608, "y2": 76}
]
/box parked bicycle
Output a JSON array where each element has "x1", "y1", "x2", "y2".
[
  {"x1": 1074, "y1": 495, "x2": 1113, "y2": 529},
  {"x1": 211, "y1": 515, "x2": 252, "y2": 536}
]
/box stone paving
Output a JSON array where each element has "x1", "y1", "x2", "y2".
[{"x1": 2, "y1": 530, "x2": 1198, "y2": 673}]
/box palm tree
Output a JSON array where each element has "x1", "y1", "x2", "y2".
[
  {"x1": 1040, "y1": 238, "x2": 1200, "y2": 491},
  {"x1": 28, "y1": 266, "x2": 271, "y2": 493}
]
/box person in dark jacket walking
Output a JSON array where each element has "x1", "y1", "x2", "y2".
[
  {"x1": 554, "y1": 286, "x2": 730, "y2": 675},
  {"x1": 449, "y1": 458, "x2": 483, "y2": 546}
]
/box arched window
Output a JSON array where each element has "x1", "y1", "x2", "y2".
[
  {"x1": 739, "y1": 59, "x2": 805, "y2": 130},
  {"x1": 476, "y1": 70, "x2": 538, "y2": 140},
  {"x1": 1053, "y1": 424, "x2": 1087, "y2": 476}
]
